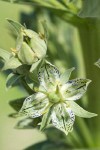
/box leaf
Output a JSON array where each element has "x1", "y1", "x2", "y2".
[
  {"x1": 9, "y1": 97, "x2": 26, "y2": 111},
  {"x1": 69, "y1": 101, "x2": 98, "y2": 118},
  {"x1": 61, "y1": 78, "x2": 91, "y2": 101},
  {"x1": 6, "y1": 73, "x2": 22, "y2": 89},
  {"x1": 7, "y1": 18, "x2": 25, "y2": 34},
  {"x1": 51, "y1": 104, "x2": 75, "y2": 135},
  {"x1": 60, "y1": 67, "x2": 75, "y2": 84},
  {"x1": 0, "y1": 48, "x2": 11, "y2": 61},
  {"x1": 25, "y1": 140, "x2": 72, "y2": 150},
  {"x1": 79, "y1": 0, "x2": 100, "y2": 18},
  {"x1": 19, "y1": 93, "x2": 49, "y2": 118},
  {"x1": 15, "y1": 117, "x2": 41, "y2": 129},
  {"x1": 2, "y1": 57, "x2": 22, "y2": 70}
]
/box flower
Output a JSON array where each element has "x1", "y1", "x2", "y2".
[
  {"x1": 0, "y1": 19, "x2": 47, "y2": 73},
  {"x1": 19, "y1": 61, "x2": 97, "y2": 135},
  {"x1": 0, "y1": 19, "x2": 47, "y2": 89},
  {"x1": 95, "y1": 58, "x2": 100, "y2": 68}
]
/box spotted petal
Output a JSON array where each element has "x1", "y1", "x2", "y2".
[
  {"x1": 61, "y1": 78, "x2": 91, "y2": 101},
  {"x1": 38, "y1": 61, "x2": 60, "y2": 90},
  {"x1": 51, "y1": 103, "x2": 75, "y2": 135},
  {"x1": 19, "y1": 92, "x2": 49, "y2": 118}
]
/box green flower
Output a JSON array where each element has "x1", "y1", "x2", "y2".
[
  {"x1": 0, "y1": 19, "x2": 47, "y2": 88},
  {"x1": 0, "y1": 19, "x2": 47, "y2": 73},
  {"x1": 95, "y1": 58, "x2": 100, "y2": 68},
  {"x1": 19, "y1": 61, "x2": 97, "y2": 135}
]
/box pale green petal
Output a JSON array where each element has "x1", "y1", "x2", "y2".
[
  {"x1": 7, "y1": 19, "x2": 25, "y2": 35},
  {"x1": 19, "y1": 93, "x2": 49, "y2": 118},
  {"x1": 51, "y1": 104, "x2": 75, "y2": 135},
  {"x1": 30, "y1": 59, "x2": 41, "y2": 72},
  {"x1": 0, "y1": 48, "x2": 11, "y2": 61},
  {"x1": 60, "y1": 67, "x2": 75, "y2": 84},
  {"x1": 69, "y1": 101, "x2": 97, "y2": 118},
  {"x1": 94, "y1": 58, "x2": 100, "y2": 68},
  {"x1": 2, "y1": 57, "x2": 22, "y2": 70},
  {"x1": 38, "y1": 61, "x2": 60, "y2": 89},
  {"x1": 40, "y1": 105, "x2": 53, "y2": 131},
  {"x1": 61, "y1": 78, "x2": 91, "y2": 101},
  {"x1": 16, "y1": 32, "x2": 23, "y2": 51},
  {"x1": 18, "y1": 42, "x2": 37, "y2": 65},
  {"x1": 30, "y1": 35, "x2": 47, "y2": 59}
]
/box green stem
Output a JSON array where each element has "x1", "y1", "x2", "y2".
[{"x1": 78, "y1": 19, "x2": 100, "y2": 147}]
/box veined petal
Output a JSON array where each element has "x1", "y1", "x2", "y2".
[
  {"x1": 51, "y1": 103, "x2": 75, "y2": 135},
  {"x1": 38, "y1": 61, "x2": 60, "y2": 90},
  {"x1": 19, "y1": 92, "x2": 49, "y2": 118},
  {"x1": 61, "y1": 78, "x2": 91, "y2": 101},
  {"x1": 69, "y1": 101, "x2": 97, "y2": 118}
]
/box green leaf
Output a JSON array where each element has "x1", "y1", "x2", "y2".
[
  {"x1": 79, "y1": 0, "x2": 100, "y2": 18},
  {"x1": 0, "y1": 48, "x2": 11, "y2": 61},
  {"x1": 7, "y1": 18, "x2": 25, "y2": 34},
  {"x1": 15, "y1": 117, "x2": 41, "y2": 129},
  {"x1": 2, "y1": 57, "x2": 22, "y2": 70},
  {"x1": 60, "y1": 67, "x2": 75, "y2": 84},
  {"x1": 9, "y1": 97, "x2": 26, "y2": 111},
  {"x1": 6, "y1": 73, "x2": 22, "y2": 89},
  {"x1": 69, "y1": 101, "x2": 98, "y2": 118}
]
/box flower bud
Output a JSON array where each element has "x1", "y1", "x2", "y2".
[{"x1": 17, "y1": 29, "x2": 47, "y2": 65}]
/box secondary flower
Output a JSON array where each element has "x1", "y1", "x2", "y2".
[
  {"x1": 0, "y1": 19, "x2": 47, "y2": 88},
  {"x1": 19, "y1": 61, "x2": 97, "y2": 135},
  {"x1": 0, "y1": 19, "x2": 47, "y2": 73},
  {"x1": 95, "y1": 58, "x2": 100, "y2": 68}
]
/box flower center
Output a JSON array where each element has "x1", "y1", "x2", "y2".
[{"x1": 48, "y1": 91, "x2": 61, "y2": 103}]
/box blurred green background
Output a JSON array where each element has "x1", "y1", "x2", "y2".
[{"x1": 0, "y1": 1, "x2": 100, "y2": 150}]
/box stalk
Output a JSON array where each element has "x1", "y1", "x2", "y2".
[{"x1": 78, "y1": 19, "x2": 100, "y2": 146}]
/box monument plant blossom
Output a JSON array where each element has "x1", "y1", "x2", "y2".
[{"x1": 19, "y1": 61, "x2": 97, "y2": 135}]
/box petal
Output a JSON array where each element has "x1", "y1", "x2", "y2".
[
  {"x1": 38, "y1": 61, "x2": 60, "y2": 90},
  {"x1": 60, "y1": 67, "x2": 75, "y2": 84},
  {"x1": 40, "y1": 105, "x2": 53, "y2": 131},
  {"x1": 51, "y1": 103, "x2": 75, "y2": 135},
  {"x1": 61, "y1": 78, "x2": 91, "y2": 101},
  {"x1": 2, "y1": 57, "x2": 22, "y2": 70},
  {"x1": 94, "y1": 58, "x2": 100, "y2": 68},
  {"x1": 69, "y1": 101, "x2": 97, "y2": 118},
  {"x1": 19, "y1": 92, "x2": 49, "y2": 118}
]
